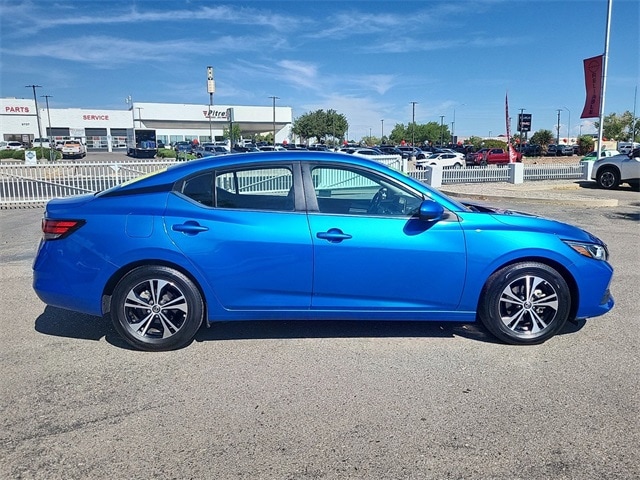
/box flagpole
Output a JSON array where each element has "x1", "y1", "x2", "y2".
[{"x1": 597, "y1": 0, "x2": 612, "y2": 153}]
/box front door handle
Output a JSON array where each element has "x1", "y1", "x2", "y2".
[
  {"x1": 316, "y1": 228, "x2": 352, "y2": 243},
  {"x1": 172, "y1": 221, "x2": 209, "y2": 235}
]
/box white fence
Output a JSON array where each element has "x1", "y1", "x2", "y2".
[
  {"x1": 0, "y1": 160, "x2": 176, "y2": 209},
  {"x1": 0, "y1": 159, "x2": 590, "y2": 209}
]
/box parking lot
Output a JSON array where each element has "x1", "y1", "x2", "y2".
[{"x1": 1, "y1": 190, "x2": 639, "y2": 479}]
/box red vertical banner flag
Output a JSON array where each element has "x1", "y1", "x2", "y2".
[
  {"x1": 580, "y1": 55, "x2": 603, "y2": 118},
  {"x1": 505, "y1": 93, "x2": 517, "y2": 162}
]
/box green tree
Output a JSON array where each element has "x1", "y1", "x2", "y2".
[
  {"x1": 388, "y1": 121, "x2": 449, "y2": 146},
  {"x1": 481, "y1": 139, "x2": 508, "y2": 149},
  {"x1": 223, "y1": 124, "x2": 243, "y2": 145},
  {"x1": 292, "y1": 109, "x2": 348, "y2": 144},
  {"x1": 594, "y1": 111, "x2": 636, "y2": 141},
  {"x1": 389, "y1": 123, "x2": 407, "y2": 144},
  {"x1": 530, "y1": 129, "x2": 554, "y2": 149},
  {"x1": 576, "y1": 135, "x2": 595, "y2": 155},
  {"x1": 465, "y1": 136, "x2": 485, "y2": 149}
]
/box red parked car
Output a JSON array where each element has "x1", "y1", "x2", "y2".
[{"x1": 473, "y1": 148, "x2": 522, "y2": 166}]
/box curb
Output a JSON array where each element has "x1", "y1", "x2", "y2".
[{"x1": 440, "y1": 189, "x2": 619, "y2": 207}]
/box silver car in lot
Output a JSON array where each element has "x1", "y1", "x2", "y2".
[{"x1": 591, "y1": 148, "x2": 640, "y2": 190}]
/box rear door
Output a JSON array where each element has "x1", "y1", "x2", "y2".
[{"x1": 165, "y1": 162, "x2": 313, "y2": 310}]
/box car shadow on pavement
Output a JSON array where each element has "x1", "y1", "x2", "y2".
[
  {"x1": 577, "y1": 180, "x2": 639, "y2": 193},
  {"x1": 34, "y1": 306, "x2": 586, "y2": 349},
  {"x1": 194, "y1": 320, "x2": 502, "y2": 344},
  {"x1": 34, "y1": 306, "x2": 134, "y2": 350}
]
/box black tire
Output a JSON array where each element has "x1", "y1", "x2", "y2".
[
  {"x1": 110, "y1": 266, "x2": 204, "y2": 351},
  {"x1": 596, "y1": 167, "x2": 620, "y2": 189},
  {"x1": 478, "y1": 262, "x2": 571, "y2": 345}
]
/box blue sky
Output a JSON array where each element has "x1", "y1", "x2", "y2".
[{"x1": 1, "y1": 0, "x2": 638, "y2": 142}]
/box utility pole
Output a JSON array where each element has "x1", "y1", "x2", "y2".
[
  {"x1": 269, "y1": 96, "x2": 279, "y2": 146},
  {"x1": 556, "y1": 109, "x2": 562, "y2": 145},
  {"x1": 381, "y1": 119, "x2": 384, "y2": 142},
  {"x1": 439, "y1": 115, "x2": 445, "y2": 146},
  {"x1": 26, "y1": 85, "x2": 43, "y2": 156}
]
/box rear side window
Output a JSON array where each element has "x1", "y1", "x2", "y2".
[
  {"x1": 178, "y1": 167, "x2": 294, "y2": 211},
  {"x1": 180, "y1": 172, "x2": 214, "y2": 206},
  {"x1": 216, "y1": 167, "x2": 294, "y2": 211}
]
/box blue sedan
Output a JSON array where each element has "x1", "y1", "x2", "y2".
[{"x1": 33, "y1": 152, "x2": 614, "y2": 351}]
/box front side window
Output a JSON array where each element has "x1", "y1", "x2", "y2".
[{"x1": 310, "y1": 166, "x2": 422, "y2": 216}]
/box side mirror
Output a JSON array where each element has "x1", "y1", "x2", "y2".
[{"x1": 418, "y1": 199, "x2": 445, "y2": 221}]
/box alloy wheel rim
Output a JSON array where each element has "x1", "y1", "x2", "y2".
[
  {"x1": 123, "y1": 278, "x2": 188, "y2": 339},
  {"x1": 601, "y1": 172, "x2": 615, "y2": 188},
  {"x1": 498, "y1": 274, "x2": 559, "y2": 335}
]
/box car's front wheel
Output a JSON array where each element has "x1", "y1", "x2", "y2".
[
  {"x1": 478, "y1": 262, "x2": 571, "y2": 344},
  {"x1": 110, "y1": 266, "x2": 204, "y2": 351},
  {"x1": 596, "y1": 167, "x2": 620, "y2": 189}
]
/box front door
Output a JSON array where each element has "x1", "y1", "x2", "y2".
[{"x1": 305, "y1": 164, "x2": 467, "y2": 312}]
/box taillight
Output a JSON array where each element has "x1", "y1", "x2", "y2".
[{"x1": 42, "y1": 219, "x2": 85, "y2": 240}]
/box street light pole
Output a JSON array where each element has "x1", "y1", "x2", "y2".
[
  {"x1": 125, "y1": 95, "x2": 135, "y2": 127},
  {"x1": 439, "y1": 115, "x2": 445, "y2": 146},
  {"x1": 381, "y1": 119, "x2": 384, "y2": 142},
  {"x1": 452, "y1": 108, "x2": 456, "y2": 145},
  {"x1": 410, "y1": 102, "x2": 417, "y2": 146},
  {"x1": 41, "y1": 94, "x2": 54, "y2": 161},
  {"x1": 207, "y1": 66, "x2": 215, "y2": 142},
  {"x1": 269, "y1": 96, "x2": 279, "y2": 146},
  {"x1": 556, "y1": 109, "x2": 562, "y2": 145},
  {"x1": 26, "y1": 85, "x2": 43, "y2": 155},
  {"x1": 563, "y1": 107, "x2": 571, "y2": 144}
]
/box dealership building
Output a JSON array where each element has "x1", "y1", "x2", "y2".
[{"x1": 0, "y1": 97, "x2": 293, "y2": 150}]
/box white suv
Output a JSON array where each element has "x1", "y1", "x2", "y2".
[
  {"x1": 591, "y1": 148, "x2": 640, "y2": 190},
  {"x1": 0, "y1": 141, "x2": 25, "y2": 151}
]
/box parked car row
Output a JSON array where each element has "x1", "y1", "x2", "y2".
[
  {"x1": 547, "y1": 144, "x2": 576, "y2": 156},
  {"x1": 1, "y1": 138, "x2": 92, "y2": 153}
]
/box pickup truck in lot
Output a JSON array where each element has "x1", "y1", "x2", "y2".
[
  {"x1": 472, "y1": 148, "x2": 522, "y2": 165},
  {"x1": 61, "y1": 140, "x2": 86, "y2": 159}
]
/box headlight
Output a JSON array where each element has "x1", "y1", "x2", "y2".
[{"x1": 564, "y1": 240, "x2": 609, "y2": 261}]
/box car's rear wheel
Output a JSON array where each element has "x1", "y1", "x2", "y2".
[
  {"x1": 596, "y1": 167, "x2": 620, "y2": 189},
  {"x1": 478, "y1": 262, "x2": 570, "y2": 344},
  {"x1": 110, "y1": 266, "x2": 204, "y2": 351}
]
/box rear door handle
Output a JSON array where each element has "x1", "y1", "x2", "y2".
[
  {"x1": 317, "y1": 228, "x2": 352, "y2": 243},
  {"x1": 172, "y1": 221, "x2": 209, "y2": 235}
]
